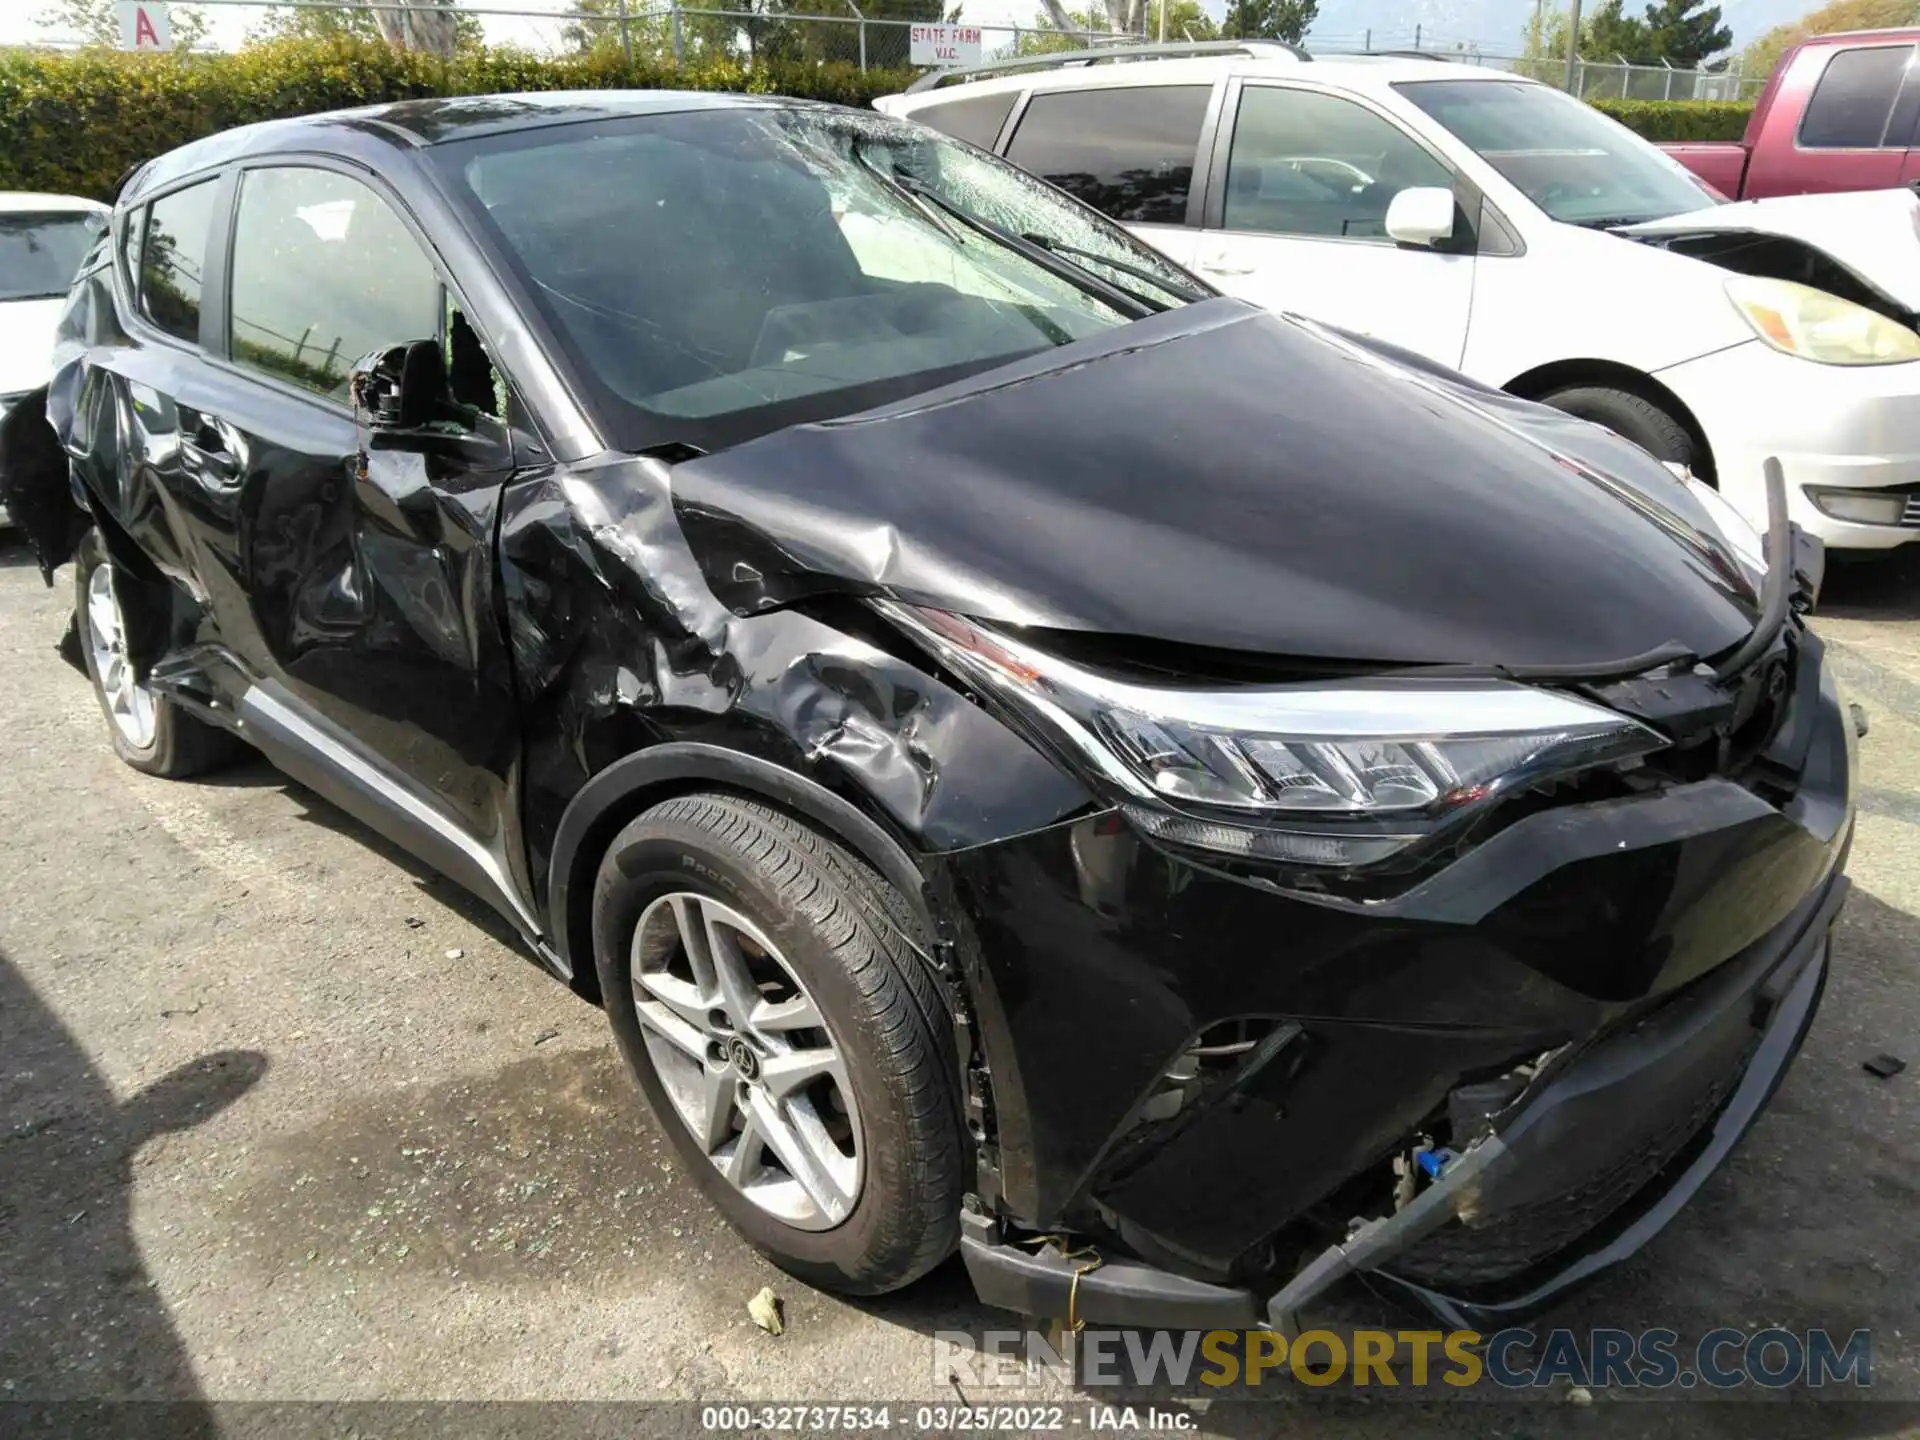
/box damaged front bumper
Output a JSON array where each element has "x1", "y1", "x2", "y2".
[
  {"x1": 958, "y1": 868, "x2": 1842, "y2": 1332},
  {"x1": 946, "y1": 638, "x2": 1854, "y2": 1332}
]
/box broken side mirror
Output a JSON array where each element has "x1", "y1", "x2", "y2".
[
  {"x1": 350, "y1": 339, "x2": 498, "y2": 459},
  {"x1": 1384, "y1": 186, "x2": 1456, "y2": 249},
  {"x1": 351, "y1": 339, "x2": 443, "y2": 436}
]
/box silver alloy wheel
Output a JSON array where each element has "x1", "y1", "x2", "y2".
[
  {"x1": 631, "y1": 893, "x2": 863, "y2": 1230},
  {"x1": 85, "y1": 561, "x2": 156, "y2": 750}
]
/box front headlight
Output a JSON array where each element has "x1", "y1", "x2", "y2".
[
  {"x1": 883, "y1": 604, "x2": 1665, "y2": 867},
  {"x1": 1725, "y1": 276, "x2": 1920, "y2": 366}
]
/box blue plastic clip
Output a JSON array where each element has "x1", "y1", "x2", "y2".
[{"x1": 1416, "y1": 1147, "x2": 1457, "y2": 1179}]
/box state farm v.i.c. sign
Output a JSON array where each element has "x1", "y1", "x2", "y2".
[{"x1": 909, "y1": 24, "x2": 982, "y2": 67}]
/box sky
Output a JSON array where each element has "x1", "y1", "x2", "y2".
[
  {"x1": 0, "y1": 0, "x2": 1093, "y2": 50},
  {"x1": 0, "y1": 0, "x2": 1809, "y2": 61}
]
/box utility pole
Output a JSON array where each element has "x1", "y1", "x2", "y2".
[{"x1": 1564, "y1": 0, "x2": 1582, "y2": 89}]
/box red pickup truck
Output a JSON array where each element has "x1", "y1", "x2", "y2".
[{"x1": 1663, "y1": 28, "x2": 1920, "y2": 199}]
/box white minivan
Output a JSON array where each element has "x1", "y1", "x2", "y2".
[
  {"x1": 1, "y1": 192, "x2": 109, "y2": 525},
  {"x1": 879, "y1": 43, "x2": 1920, "y2": 552}
]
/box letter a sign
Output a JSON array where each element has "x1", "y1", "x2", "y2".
[{"x1": 117, "y1": 1, "x2": 173, "y2": 50}]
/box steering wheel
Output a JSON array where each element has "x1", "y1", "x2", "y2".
[{"x1": 1536, "y1": 181, "x2": 1593, "y2": 207}]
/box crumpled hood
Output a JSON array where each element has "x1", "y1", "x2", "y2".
[
  {"x1": 671, "y1": 299, "x2": 1759, "y2": 670},
  {"x1": 1621, "y1": 189, "x2": 1920, "y2": 315}
]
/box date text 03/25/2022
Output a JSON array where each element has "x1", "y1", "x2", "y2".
[{"x1": 700, "y1": 1406, "x2": 1186, "y2": 1431}]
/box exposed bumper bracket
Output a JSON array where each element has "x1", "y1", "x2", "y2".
[
  {"x1": 1264, "y1": 1134, "x2": 1510, "y2": 1336},
  {"x1": 959, "y1": 1213, "x2": 1262, "y2": 1331}
]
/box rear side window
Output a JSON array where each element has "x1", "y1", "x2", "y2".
[
  {"x1": 228, "y1": 166, "x2": 440, "y2": 399},
  {"x1": 1006, "y1": 85, "x2": 1211, "y2": 224},
  {"x1": 1799, "y1": 45, "x2": 1915, "y2": 148},
  {"x1": 912, "y1": 92, "x2": 1019, "y2": 149},
  {"x1": 137, "y1": 180, "x2": 220, "y2": 345}
]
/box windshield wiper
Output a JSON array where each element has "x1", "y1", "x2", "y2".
[
  {"x1": 1016, "y1": 232, "x2": 1211, "y2": 305},
  {"x1": 1570, "y1": 214, "x2": 1657, "y2": 230},
  {"x1": 879, "y1": 169, "x2": 1162, "y2": 319}
]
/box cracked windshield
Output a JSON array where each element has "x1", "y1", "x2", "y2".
[{"x1": 436, "y1": 107, "x2": 1201, "y2": 449}]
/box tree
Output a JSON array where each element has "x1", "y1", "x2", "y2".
[
  {"x1": 1220, "y1": 0, "x2": 1317, "y2": 45},
  {"x1": 558, "y1": 0, "x2": 671, "y2": 56},
  {"x1": 35, "y1": 0, "x2": 210, "y2": 49},
  {"x1": 1640, "y1": 0, "x2": 1729, "y2": 67},
  {"x1": 1031, "y1": 0, "x2": 1145, "y2": 41},
  {"x1": 1519, "y1": 0, "x2": 1728, "y2": 69},
  {"x1": 1739, "y1": 0, "x2": 1910, "y2": 80},
  {"x1": 250, "y1": 0, "x2": 483, "y2": 53},
  {"x1": 1580, "y1": 0, "x2": 1652, "y2": 62},
  {"x1": 371, "y1": 0, "x2": 464, "y2": 59},
  {"x1": 777, "y1": 0, "x2": 946, "y2": 67},
  {"x1": 1147, "y1": 0, "x2": 1217, "y2": 41}
]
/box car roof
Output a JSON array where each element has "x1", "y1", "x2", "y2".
[
  {"x1": 0, "y1": 191, "x2": 109, "y2": 215},
  {"x1": 123, "y1": 90, "x2": 816, "y2": 203},
  {"x1": 1789, "y1": 26, "x2": 1920, "y2": 47},
  {"x1": 885, "y1": 51, "x2": 1525, "y2": 107}
]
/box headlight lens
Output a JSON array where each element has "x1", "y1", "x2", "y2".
[
  {"x1": 1725, "y1": 276, "x2": 1920, "y2": 366},
  {"x1": 883, "y1": 604, "x2": 1665, "y2": 866}
]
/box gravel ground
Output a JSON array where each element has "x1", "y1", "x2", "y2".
[{"x1": 1, "y1": 537, "x2": 1917, "y2": 1437}]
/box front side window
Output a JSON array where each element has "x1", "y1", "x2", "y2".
[
  {"x1": 912, "y1": 92, "x2": 1019, "y2": 150},
  {"x1": 1398, "y1": 79, "x2": 1716, "y2": 227},
  {"x1": 0, "y1": 210, "x2": 105, "y2": 303},
  {"x1": 1225, "y1": 86, "x2": 1454, "y2": 240},
  {"x1": 1005, "y1": 85, "x2": 1212, "y2": 224},
  {"x1": 228, "y1": 167, "x2": 440, "y2": 399},
  {"x1": 434, "y1": 106, "x2": 1199, "y2": 454},
  {"x1": 1799, "y1": 45, "x2": 1915, "y2": 149},
  {"x1": 138, "y1": 181, "x2": 220, "y2": 344}
]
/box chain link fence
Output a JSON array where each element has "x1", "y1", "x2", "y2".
[
  {"x1": 1308, "y1": 29, "x2": 1759, "y2": 100},
  {"x1": 24, "y1": 0, "x2": 1760, "y2": 97}
]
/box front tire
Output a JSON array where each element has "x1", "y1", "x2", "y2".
[
  {"x1": 1540, "y1": 383, "x2": 1696, "y2": 470},
  {"x1": 76, "y1": 535, "x2": 241, "y2": 778},
  {"x1": 592, "y1": 792, "x2": 964, "y2": 1294}
]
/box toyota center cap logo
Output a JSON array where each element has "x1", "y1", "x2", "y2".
[{"x1": 729, "y1": 1037, "x2": 759, "y2": 1081}]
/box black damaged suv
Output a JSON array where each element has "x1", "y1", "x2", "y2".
[{"x1": 0, "y1": 91, "x2": 1853, "y2": 1330}]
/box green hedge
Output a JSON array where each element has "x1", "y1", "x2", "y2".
[
  {"x1": 0, "y1": 40, "x2": 1752, "y2": 202},
  {"x1": 0, "y1": 39, "x2": 916, "y2": 201},
  {"x1": 1591, "y1": 98, "x2": 1752, "y2": 143}
]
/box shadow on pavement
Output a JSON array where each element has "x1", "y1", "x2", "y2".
[{"x1": 0, "y1": 948, "x2": 266, "y2": 1436}]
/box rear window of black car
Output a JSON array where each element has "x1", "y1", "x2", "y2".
[
  {"x1": 136, "y1": 180, "x2": 220, "y2": 345},
  {"x1": 911, "y1": 91, "x2": 1019, "y2": 150},
  {"x1": 1005, "y1": 86, "x2": 1211, "y2": 225}
]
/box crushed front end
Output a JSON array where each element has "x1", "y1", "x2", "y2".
[{"x1": 915, "y1": 605, "x2": 1853, "y2": 1332}]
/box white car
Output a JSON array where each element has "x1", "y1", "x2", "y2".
[
  {"x1": 1, "y1": 192, "x2": 109, "y2": 524},
  {"x1": 879, "y1": 43, "x2": 1920, "y2": 552}
]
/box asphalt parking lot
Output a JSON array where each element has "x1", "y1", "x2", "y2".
[{"x1": 1, "y1": 535, "x2": 1918, "y2": 1436}]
